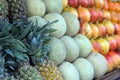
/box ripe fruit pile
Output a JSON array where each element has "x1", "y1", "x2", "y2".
[{"x1": 0, "y1": 0, "x2": 119, "y2": 80}]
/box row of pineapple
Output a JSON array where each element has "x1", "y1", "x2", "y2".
[{"x1": 0, "y1": 0, "x2": 66, "y2": 80}]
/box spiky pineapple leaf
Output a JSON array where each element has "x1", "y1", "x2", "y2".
[
  {"x1": 5, "y1": 49, "x2": 14, "y2": 57},
  {"x1": 7, "y1": 39, "x2": 27, "y2": 52},
  {"x1": 12, "y1": 50, "x2": 28, "y2": 61},
  {"x1": 17, "y1": 24, "x2": 32, "y2": 40}
]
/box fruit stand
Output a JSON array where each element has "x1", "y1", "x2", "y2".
[{"x1": 0, "y1": 0, "x2": 120, "y2": 80}]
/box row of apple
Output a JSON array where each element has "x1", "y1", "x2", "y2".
[
  {"x1": 79, "y1": 21, "x2": 120, "y2": 39},
  {"x1": 68, "y1": 0, "x2": 120, "y2": 12}
]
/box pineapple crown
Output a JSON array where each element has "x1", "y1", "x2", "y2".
[
  {"x1": 0, "y1": 20, "x2": 29, "y2": 74},
  {"x1": 11, "y1": 18, "x2": 57, "y2": 65},
  {"x1": 24, "y1": 20, "x2": 57, "y2": 65}
]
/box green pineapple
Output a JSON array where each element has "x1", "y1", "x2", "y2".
[
  {"x1": 23, "y1": 20, "x2": 64, "y2": 80},
  {"x1": 0, "y1": 20, "x2": 41, "y2": 80},
  {"x1": 0, "y1": 0, "x2": 8, "y2": 20},
  {"x1": 7, "y1": 0, "x2": 26, "y2": 22},
  {"x1": 15, "y1": 62, "x2": 43, "y2": 80}
]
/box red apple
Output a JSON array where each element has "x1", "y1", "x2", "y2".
[
  {"x1": 96, "y1": 9, "x2": 104, "y2": 22},
  {"x1": 78, "y1": 0, "x2": 88, "y2": 7},
  {"x1": 91, "y1": 39, "x2": 102, "y2": 52},
  {"x1": 105, "y1": 36, "x2": 117, "y2": 51},
  {"x1": 89, "y1": 8, "x2": 97, "y2": 23},
  {"x1": 79, "y1": 22, "x2": 92, "y2": 38},
  {"x1": 68, "y1": 0, "x2": 78, "y2": 8},
  {"x1": 102, "y1": 20, "x2": 114, "y2": 36},
  {"x1": 108, "y1": 51, "x2": 120, "y2": 68},
  {"x1": 103, "y1": 10, "x2": 111, "y2": 20},
  {"x1": 77, "y1": 7, "x2": 90, "y2": 23},
  {"x1": 87, "y1": 0, "x2": 94, "y2": 7},
  {"x1": 94, "y1": 0, "x2": 104, "y2": 9},
  {"x1": 90, "y1": 23, "x2": 99, "y2": 39},
  {"x1": 96, "y1": 38, "x2": 110, "y2": 55},
  {"x1": 96, "y1": 23, "x2": 107, "y2": 37},
  {"x1": 113, "y1": 23, "x2": 120, "y2": 34},
  {"x1": 104, "y1": 54, "x2": 114, "y2": 72}
]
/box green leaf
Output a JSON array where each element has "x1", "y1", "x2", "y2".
[
  {"x1": 12, "y1": 50, "x2": 28, "y2": 61},
  {"x1": 8, "y1": 39, "x2": 27, "y2": 52},
  {"x1": 17, "y1": 24, "x2": 32, "y2": 40},
  {"x1": 5, "y1": 49, "x2": 14, "y2": 57}
]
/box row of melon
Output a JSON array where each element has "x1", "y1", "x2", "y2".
[
  {"x1": 48, "y1": 34, "x2": 108, "y2": 80},
  {"x1": 26, "y1": 0, "x2": 66, "y2": 17},
  {"x1": 58, "y1": 52, "x2": 108, "y2": 80},
  {"x1": 28, "y1": 12, "x2": 80, "y2": 38},
  {"x1": 48, "y1": 34, "x2": 92, "y2": 65}
]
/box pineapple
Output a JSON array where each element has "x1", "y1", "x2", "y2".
[
  {"x1": 0, "y1": 0, "x2": 8, "y2": 20},
  {"x1": 7, "y1": 0, "x2": 26, "y2": 22},
  {"x1": 23, "y1": 20, "x2": 64, "y2": 80},
  {"x1": 15, "y1": 63, "x2": 43, "y2": 80},
  {"x1": 36, "y1": 59, "x2": 64, "y2": 80},
  {"x1": 0, "y1": 20, "x2": 42, "y2": 80}
]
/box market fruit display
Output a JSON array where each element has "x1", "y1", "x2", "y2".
[
  {"x1": 60, "y1": 36, "x2": 79, "y2": 62},
  {"x1": 58, "y1": 61, "x2": 80, "y2": 80},
  {"x1": 1, "y1": 0, "x2": 120, "y2": 80},
  {"x1": 87, "y1": 52, "x2": 108, "y2": 78},
  {"x1": 73, "y1": 34, "x2": 92, "y2": 57},
  {"x1": 43, "y1": 0, "x2": 63, "y2": 13},
  {"x1": 26, "y1": 0, "x2": 46, "y2": 17},
  {"x1": 73, "y1": 58, "x2": 94, "y2": 80},
  {"x1": 48, "y1": 37, "x2": 66, "y2": 65},
  {"x1": 44, "y1": 13, "x2": 67, "y2": 38},
  {"x1": 62, "y1": 12, "x2": 80, "y2": 36}
]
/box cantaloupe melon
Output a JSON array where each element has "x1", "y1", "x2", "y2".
[
  {"x1": 73, "y1": 34, "x2": 92, "y2": 57},
  {"x1": 28, "y1": 16, "x2": 47, "y2": 28},
  {"x1": 26, "y1": 0, "x2": 46, "y2": 17},
  {"x1": 44, "y1": 13, "x2": 67, "y2": 38},
  {"x1": 73, "y1": 58, "x2": 94, "y2": 80},
  {"x1": 87, "y1": 52, "x2": 108, "y2": 78},
  {"x1": 43, "y1": 0, "x2": 63, "y2": 13},
  {"x1": 60, "y1": 36, "x2": 79, "y2": 62},
  {"x1": 48, "y1": 37, "x2": 66, "y2": 65},
  {"x1": 62, "y1": 12, "x2": 80, "y2": 36},
  {"x1": 59, "y1": 61, "x2": 80, "y2": 80}
]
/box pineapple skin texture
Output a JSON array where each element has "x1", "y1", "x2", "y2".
[
  {"x1": 16, "y1": 65, "x2": 43, "y2": 80},
  {"x1": 36, "y1": 61, "x2": 64, "y2": 80},
  {"x1": 0, "y1": 0, "x2": 8, "y2": 20}
]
